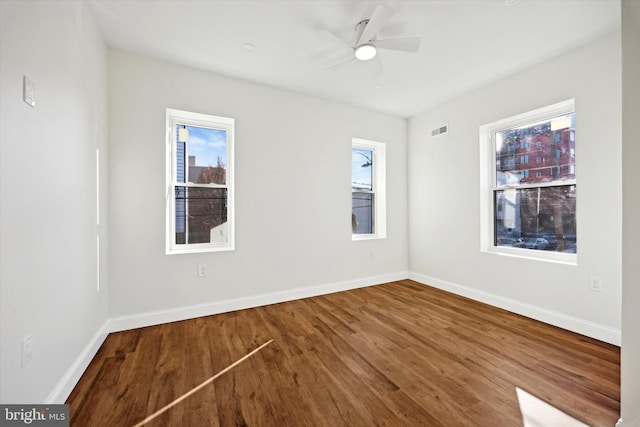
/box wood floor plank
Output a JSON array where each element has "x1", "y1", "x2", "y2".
[{"x1": 67, "y1": 280, "x2": 620, "y2": 426}]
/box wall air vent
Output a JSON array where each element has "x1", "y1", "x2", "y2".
[{"x1": 431, "y1": 124, "x2": 448, "y2": 137}]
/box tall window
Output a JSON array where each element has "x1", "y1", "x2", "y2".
[
  {"x1": 352, "y1": 138, "x2": 386, "y2": 240},
  {"x1": 166, "y1": 109, "x2": 234, "y2": 254},
  {"x1": 480, "y1": 100, "x2": 576, "y2": 262}
]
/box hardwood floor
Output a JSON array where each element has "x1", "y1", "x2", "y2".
[{"x1": 67, "y1": 280, "x2": 620, "y2": 426}]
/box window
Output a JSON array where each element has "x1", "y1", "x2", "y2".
[
  {"x1": 352, "y1": 138, "x2": 386, "y2": 240},
  {"x1": 480, "y1": 99, "x2": 576, "y2": 262},
  {"x1": 166, "y1": 109, "x2": 234, "y2": 254}
]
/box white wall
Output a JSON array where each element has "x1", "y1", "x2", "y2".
[
  {"x1": 621, "y1": 0, "x2": 640, "y2": 424},
  {"x1": 108, "y1": 50, "x2": 408, "y2": 321},
  {"x1": 408, "y1": 32, "x2": 622, "y2": 344},
  {"x1": 0, "y1": 1, "x2": 109, "y2": 403},
  {"x1": 0, "y1": 0, "x2": 627, "y2": 408}
]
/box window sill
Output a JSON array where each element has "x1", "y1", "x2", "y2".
[
  {"x1": 352, "y1": 234, "x2": 386, "y2": 241},
  {"x1": 482, "y1": 246, "x2": 577, "y2": 266},
  {"x1": 166, "y1": 245, "x2": 234, "y2": 255}
]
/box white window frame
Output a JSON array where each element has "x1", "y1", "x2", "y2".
[
  {"x1": 352, "y1": 138, "x2": 387, "y2": 240},
  {"x1": 166, "y1": 108, "x2": 235, "y2": 254},
  {"x1": 479, "y1": 99, "x2": 576, "y2": 264}
]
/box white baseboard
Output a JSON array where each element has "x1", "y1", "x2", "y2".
[
  {"x1": 107, "y1": 271, "x2": 409, "y2": 333},
  {"x1": 47, "y1": 272, "x2": 407, "y2": 403},
  {"x1": 45, "y1": 321, "x2": 110, "y2": 404},
  {"x1": 409, "y1": 272, "x2": 621, "y2": 346},
  {"x1": 49, "y1": 269, "x2": 619, "y2": 404}
]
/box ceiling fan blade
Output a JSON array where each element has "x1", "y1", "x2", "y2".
[
  {"x1": 374, "y1": 38, "x2": 421, "y2": 52},
  {"x1": 326, "y1": 57, "x2": 357, "y2": 71},
  {"x1": 357, "y1": 5, "x2": 395, "y2": 46}
]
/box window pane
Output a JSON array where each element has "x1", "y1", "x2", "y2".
[
  {"x1": 494, "y1": 185, "x2": 577, "y2": 253},
  {"x1": 177, "y1": 125, "x2": 227, "y2": 185},
  {"x1": 176, "y1": 141, "x2": 186, "y2": 184},
  {"x1": 495, "y1": 112, "x2": 575, "y2": 186},
  {"x1": 175, "y1": 186, "x2": 187, "y2": 244},
  {"x1": 175, "y1": 186, "x2": 228, "y2": 245},
  {"x1": 352, "y1": 193, "x2": 374, "y2": 234},
  {"x1": 352, "y1": 148, "x2": 373, "y2": 191}
]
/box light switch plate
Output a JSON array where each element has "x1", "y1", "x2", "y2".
[
  {"x1": 22, "y1": 335, "x2": 34, "y2": 367},
  {"x1": 23, "y1": 75, "x2": 35, "y2": 107}
]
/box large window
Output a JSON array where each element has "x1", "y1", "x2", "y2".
[
  {"x1": 352, "y1": 138, "x2": 386, "y2": 240},
  {"x1": 480, "y1": 100, "x2": 576, "y2": 262},
  {"x1": 166, "y1": 109, "x2": 234, "y2": 254}
]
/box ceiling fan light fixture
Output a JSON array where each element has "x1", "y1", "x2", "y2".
[{"x1": 355, "y1": 44, "x2": 377, "y2": 61}]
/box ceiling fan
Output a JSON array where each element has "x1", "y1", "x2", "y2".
[{"x1": 322, "y1": 4, "x2": 421, "y2": 76}]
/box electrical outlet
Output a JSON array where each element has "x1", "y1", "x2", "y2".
[
  {"x1": 22, "y1": 335, "x2": 34, "y2": 367},
  {"x1": 588, "y1": 276, "x2": 603, "y2": 292},
  {"x1": 198, "y1": 264, "x2": 207, "y2": 278}
]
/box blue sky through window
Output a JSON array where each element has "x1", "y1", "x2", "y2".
[
  {"x1": 187, "y1": 125, "x2": 227, "y2": 168},
  {"x1": 352, "y1": 148, "x2": 373, "y2": 191}
]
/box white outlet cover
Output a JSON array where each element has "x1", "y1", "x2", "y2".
[
  {"x1": 198, "y1": 264, "x2": 207, "y2": 277},
  {"x1": 588, "y1": 276, "x2": 603, "y2": 292}
]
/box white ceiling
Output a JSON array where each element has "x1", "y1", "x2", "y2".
[{"x1": 87, "y1": 0, "x2": 620, "y2": 118}]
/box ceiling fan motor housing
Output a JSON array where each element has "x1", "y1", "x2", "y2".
[{"x1": 354, "y1": 19, "x2": 377, "y2": 61}]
